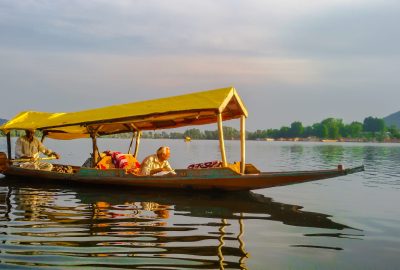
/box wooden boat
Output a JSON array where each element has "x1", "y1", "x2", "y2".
[
  {"x1": 0, "y1": 87, "x2": 364, "y2": 191},
  {"x1": 321, "y1": 139, "x2": 339, "y2": 143}
]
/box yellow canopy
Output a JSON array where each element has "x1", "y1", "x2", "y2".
[{"x1": 0, "y1": 87, "x2": 247, "y2": 140}]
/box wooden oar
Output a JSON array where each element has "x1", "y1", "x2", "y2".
[{"x1": 10, "y1": 156, "x2": 57, "y2": 163}]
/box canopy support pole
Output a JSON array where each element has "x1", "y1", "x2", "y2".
[
  {"x1": 41, "y1": 132, "x2": 46, "y2": 143},
  {"x1": 217, "y1": 113, "x2": 227, "y2": 167},
  {"x1": 127, "y1": 132, "x2": 135, "y2": 154},
  {"x1": 240, "y1": 115, "x2": 246, "y2": 174},
  {"x1": 91, "y1": 134, "x2": 98, "y2": 167},
  {"x1": 88, "y1": 126, "x2": 102, "y2": 168},
  {"x1": 6, "y1": 133, "x2": 12, "y2": 159},
  {"x1": 133, "y1": 131, "x2": 141, "y2": 159},
  {"x1": 87, "y1": 125, "x2": 103, "y2": 167}
]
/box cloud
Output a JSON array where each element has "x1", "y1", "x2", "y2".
[
  {"x1": 0, "y1": 0, "x2": 399, "y2": 129},
  {"x1": 1, "y1": 0, "x2": 383, "y2": 56},
  {"x1": 279, "y1": 1, "x2": 400, "y2": 57},
  {"x1": 0, "y1": 48, "x2": 319, "y2": 95},
  {"x1": 0, "y1": 47, "x2": 322, "y2": 131}
]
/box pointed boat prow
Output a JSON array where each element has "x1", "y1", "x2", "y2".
[{"x1": 340, "y1": 164, "x2": 365, "y2": 174}]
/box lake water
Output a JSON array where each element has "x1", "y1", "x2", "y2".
[{"x1": 0, "y1": 138, "x2": 399, "y2": 269}]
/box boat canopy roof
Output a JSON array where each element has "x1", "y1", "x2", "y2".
[{"x1": 0, "y1": 87, "x2": 248, "y2": 140}]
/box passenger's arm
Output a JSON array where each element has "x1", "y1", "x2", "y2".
[
  {"x1": 163, "y1": 161, "x2": 174, "y2": 172},
  {"x1": 37, "y1": 139, "x2": 60, "y2": 159},
  {"x1": 150, "y1": 167, "x2": 166, "y2": 175}
]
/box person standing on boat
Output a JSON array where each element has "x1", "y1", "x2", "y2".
[
  {"x1": 140, "y1": 146, "x2": 176, "y2": 176},
  {"x1": 15, "y1": 129, "x2": 60, "y2": 171}
]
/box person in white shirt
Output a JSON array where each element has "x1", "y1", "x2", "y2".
[
  {"x1": 140, "y1": 146, "x2": 176, "y2": 176},
  {"x1": 15, "y1": 129, "x2": 60, "y2": 171}
]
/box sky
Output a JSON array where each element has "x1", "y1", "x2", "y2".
[{"x1": 0, "y1": 0, "x2": 399, "y2": 131}]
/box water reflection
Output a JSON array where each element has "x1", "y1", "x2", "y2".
[
  {"x1": 0, "y1": 180, "x2": 356, "y2": 269},
  {"x1": 315, "y1": 145, "x2": 345, "y2": 164}
]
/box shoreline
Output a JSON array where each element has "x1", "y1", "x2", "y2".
[{"x1": 1, "y1": 135, "x2": 399, "y2": 143}]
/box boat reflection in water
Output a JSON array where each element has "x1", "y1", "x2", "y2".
[{"x1": 0, "y1": 181, "x2": 358, "y2": 269}]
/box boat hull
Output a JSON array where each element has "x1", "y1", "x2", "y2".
[{"x1": 2, "y1": 165, "x2": 364, "y2": 191}]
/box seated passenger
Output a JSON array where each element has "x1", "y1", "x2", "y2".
[
  {"x1": 140, "y1": 146, "x2": 176, "y2": 176},
  {"x1": 15, "y1": 129, "x2": 60, "y2": 171}
]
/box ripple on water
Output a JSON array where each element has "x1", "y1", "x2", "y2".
[{"x1": 0, "y1": 140, "x2": 399, "y2": 269}]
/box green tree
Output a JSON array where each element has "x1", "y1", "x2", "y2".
[
  {"x1": 223, "y1": 126, "x2": 240, "y2": 140},
  {"x1": 321, "y1": 124, "x2": 329, "y2": 138},
  {"x1": 161, "y1": 131, "x2": 169, "y2": 138},
  {"x1": 204, "y1": 130, "x2": 218, "y2": 140},
  {"x1": 170, "y1": 132, "x2": 184, "y2": 139},
  {"x1": 184, "y1": 128, "x2": 204, "y2": 139},
  {"x1": 303, "y1": 126, "x2": 313, "y2": 138},
  {"x1": 363, "y1": 117, "x2": 386, "y2": 133},
  {"x1": 279, "y1": 126, "x2": 290, "y2": 138},
  {"x1": 344, "y1": 121, "x2": 363, "y2": 138},
  {"x1": 142, "y1": 131, "x2": 153, "y2": 138},
  {"x1": 266, "y1": 128, "x2": 279, "y2": 139},
  {"x1": 321, "y1": 118, "x2": 343, "y2": 139},
  {"x1": 248, "y1": 129, "x2": 263, "y2": 140},
  {"x1": 312, "y1": 123, "x2": 326, "y2": 138},
  {"x1": 388, "y1": 125, "x2": 400, "y2": 139},
  {"x1": 289, "y1": 121, "x2": 304, "y2": 138}
]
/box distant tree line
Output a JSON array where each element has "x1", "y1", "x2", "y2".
[
  {"x1": 246, "y1": 117, "x2": 398, "y2": 141},
  {"x1": 0, "y1": 130, "x2": 26, "y2": 137},
  {"x1": 1, "y1": 116, "x2": 399, "y2": 142},
  {"x1": 133, "y1": 116, "x2": 399, "y2": 142},
  {"x1": 104, "y1": 126, "x2": 241, "y2": 140},
  {"x1": 0, "y1": 130, "x2": 44, "y2": 138}
]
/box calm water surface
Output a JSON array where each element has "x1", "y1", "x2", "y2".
[{"x1": 0, "y1": 139, "x2": 399, "y2": 269}]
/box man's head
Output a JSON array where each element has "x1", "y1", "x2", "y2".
[
  {"x1": 25, "y1": 129, "x2": 35, "y2": 142},
  {"x1": 156, "y1": 146, "x2": 170, "y2": 162}
]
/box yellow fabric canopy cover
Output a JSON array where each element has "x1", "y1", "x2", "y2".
[{"x1": 0, "y1": 87, "x2": 247, "y2": 140}]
